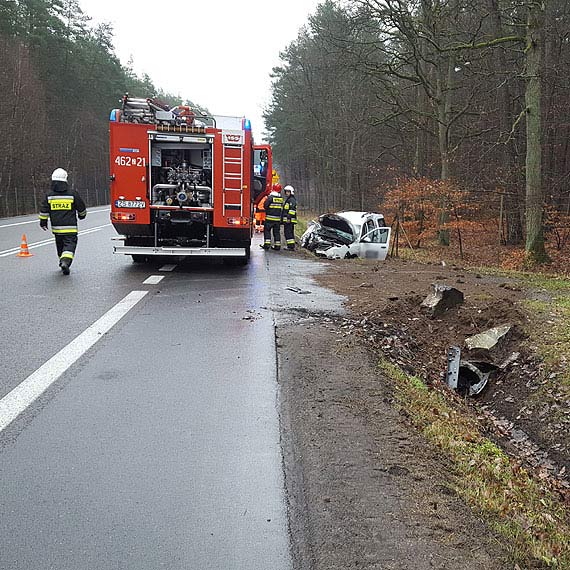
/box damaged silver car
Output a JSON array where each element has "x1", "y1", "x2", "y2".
[{"x1": 301, "y1": 211, "x2": 391, "y2": 260}]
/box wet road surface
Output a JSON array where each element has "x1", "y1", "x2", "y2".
[{"x1": 0, "y1": 211, "x2": 339, "y2": 569}]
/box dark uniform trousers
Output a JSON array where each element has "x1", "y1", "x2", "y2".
[{"x1": 55, "y1": 234, "x2": 78, "y2": 262}]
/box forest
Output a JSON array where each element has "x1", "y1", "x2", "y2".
[
  {"x1": 265, "y1": 0, "x2": 570, "y2": 266},
  {"x1": 0, "y1": 0, "x2": 196, "y2": 219}
]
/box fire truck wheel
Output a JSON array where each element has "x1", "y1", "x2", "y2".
[{"x1": 131, "y1": 254, "x2": 147, "y2": 263}]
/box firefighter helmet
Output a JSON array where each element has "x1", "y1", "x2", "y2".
[
  {"x1": 51, "y1": 168, "x2": 68, "y2": 182},
  {"x1": 284, "y1": 185, "x2": 295, "y2": 195},
  {"x1": 273, "y1": 183, "x2": 282, "y2": 193}
]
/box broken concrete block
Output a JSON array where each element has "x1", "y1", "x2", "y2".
[
  {"x1": 465, "y1": 324, "x2": 512, "y2": 351},
  {"x1": 420, "y1": 284, "x2": 464, "y2": 317}
]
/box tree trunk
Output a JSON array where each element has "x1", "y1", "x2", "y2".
[
  {"x1": 525, "y1": 0, "x2": 547, "y2": 263},
  {"x1": 488, "y1": 0, "x2": 524, "y2": 245}
]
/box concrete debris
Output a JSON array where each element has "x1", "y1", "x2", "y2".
[
  {"x1": 465, "y1": 324, "x2": 512, "y2": 351},
  {"x1": 420, "y1": 284, "x2": 464, "y2": 318}
]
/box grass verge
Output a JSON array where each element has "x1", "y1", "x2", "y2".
[{"x1": 380, "y1": 359, "x2": 570, "y2": 568}]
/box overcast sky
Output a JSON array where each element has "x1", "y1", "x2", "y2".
[{"x1": 79, "y1": 0, "x2": 321, "y2": 141}]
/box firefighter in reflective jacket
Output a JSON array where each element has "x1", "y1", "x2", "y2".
[
  {"x1": 282, "y1": 185, "x2": 297, "y2": 250},
  {"x1": 39, "y1": 168, "x2": 87, "y2": 275},
  {"x1": 261, "y1": 184, "x2": 284, "y2": 250}
]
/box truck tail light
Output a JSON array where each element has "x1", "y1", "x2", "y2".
[
  {"x1": 111, "y1": 212, "x2": 136, "y2": 221},
  {"x1": 226, "y1": 217, "x2": 249, "y2": 226}
]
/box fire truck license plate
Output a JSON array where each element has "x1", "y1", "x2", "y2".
[{"x1": 115, "y1": 200, "x2": 146, "y2": 209}]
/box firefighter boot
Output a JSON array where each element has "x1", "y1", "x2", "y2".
[{"x1": 59, "y1": 257, "x2": 71, "y2": 275}]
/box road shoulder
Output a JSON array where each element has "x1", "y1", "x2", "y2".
[{"x1": 277, "y1": 319, "x2": 509, "y2": 570}]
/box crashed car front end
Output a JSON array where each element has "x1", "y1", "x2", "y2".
[{"x1": 300, "y1": 215, "x2": 356, "y2": 259}]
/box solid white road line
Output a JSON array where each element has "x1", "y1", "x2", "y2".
[
  {"x1": 0, "y1": 224, "x2": 112, "y2": 257},
  {"x1": 0, "y1": 290, "x2": 149, "y2": 434},
  {"x1": 0, "y1": 207, "x2": 110, "y2": 230},
  {"x1": 143, "y1": 275, "x2": 164, "y2": 285},
  {"x1": 159, "y1": 264, "x2": 177, "y2": 272}
]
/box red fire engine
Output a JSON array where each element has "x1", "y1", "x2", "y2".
[{"x1": 109, "y1": 95, "x2": 273, "y2": 264}]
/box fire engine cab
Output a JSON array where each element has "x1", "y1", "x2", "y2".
[{"x1": 109, "y1": 95, "x2": 273, "y2": 264}]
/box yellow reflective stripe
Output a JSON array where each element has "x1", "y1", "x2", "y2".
[
  {"x1": 52, "y1": 228, "x2": 78, "y2": 234},
  {"x1": 60, "y1": 252, "x2": 74, "y2": 259},
  {"x1": 39, "y1": 214, "x2": 49, "y2": 220},
  {"x1": 266, "y1": 216, "x2": 281, "y2": 221},
  {"x1": 78, "y1": 210, "x2": 87, "y2": 216}
]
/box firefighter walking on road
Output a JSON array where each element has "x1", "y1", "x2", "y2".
[
  {"x1": 39, "y1": 168, "x2": 87, "y2": 275},
  {"x1": 261, "y1": 183, "x2": 284, "y2": 250},
  {"x1": 282, "y1": 185, "x2": 297, "y2": 250}
]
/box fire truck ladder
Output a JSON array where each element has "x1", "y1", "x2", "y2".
[{"x1": 222, "y1": 144, "x2": 244, "y2": 214}]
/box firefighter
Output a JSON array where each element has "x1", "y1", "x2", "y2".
[
  {"x1": 261, "y1": 183, "x2": 284, "y2": 250},
  {"x1": 254, "y1": 194, "x2": 267, "y2": 233},
  {"x1": 39, "y1": 168, "x2": 87, "y2": 275},
  {"x1": 282, "y1": 185, "x2": 297, "y2": 250}
]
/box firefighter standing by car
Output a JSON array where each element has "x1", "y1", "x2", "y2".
[
  {"x1": 282, "y1": 185, "x2": 297, "y2": 250},
  {"x1": 261, "y1": 183, "x2": 284, "y2": 250},
  {"x1": 39, "y1": 168, "x2": 87, "y2": 275}
]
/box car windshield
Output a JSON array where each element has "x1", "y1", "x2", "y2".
[{"x1": 319, "y1": 215, "x2": 354, "y2": 244}]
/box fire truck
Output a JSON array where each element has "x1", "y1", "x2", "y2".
[{"x1": 109, "y1": 95, "x2": 273, "y2": 264}]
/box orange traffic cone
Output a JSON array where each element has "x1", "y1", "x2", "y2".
[{"x1": 16, "y1": 233, "x2": 33, "y2": 257}]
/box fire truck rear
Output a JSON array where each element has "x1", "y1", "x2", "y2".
[{"x1": 109, "y1": 95, "x2": 273, "y2": 264}]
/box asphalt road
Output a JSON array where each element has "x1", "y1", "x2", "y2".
[{"x1": 0, "y1": 210, "x2": 296, "y2": 569}]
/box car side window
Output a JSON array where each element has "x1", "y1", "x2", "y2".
[
  {"x1": 375, "y1": 227, "x2": 390, "y2": 244},
  {"x1": 362, "y1": 220, "x2": 374, "y2": 241}
]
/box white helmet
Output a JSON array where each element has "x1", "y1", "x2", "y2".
[
  {"x1": 284, "y1": 185, "x2": 295, "y2": 195},
  {"x1": 51, "y1": 168, "x2": 68, "y2": 182}
]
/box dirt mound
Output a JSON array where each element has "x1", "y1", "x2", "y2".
[{"x1": 317, "y1": 257, "x2": 570, "y2": 480}]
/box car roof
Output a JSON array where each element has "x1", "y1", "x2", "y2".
[{"x1": 335, "y1": 211, "x2": 385, "y2": 226}]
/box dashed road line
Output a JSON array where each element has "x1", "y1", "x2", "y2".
[
  {"x1": 159, "y1": 264, "x2": 177, "y2": 272},
  {"x1": 143, "y1": 275, "x2": 164, "y2": 285},
  {"x1": 0, "y1": 290, "x2": 149, "y2": 434}
]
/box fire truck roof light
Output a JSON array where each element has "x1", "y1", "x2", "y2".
[
  {"x1": 243, "y1": 119, "x2": 251, "y2": 130},
  {"x1": 110, "y1": 109, "x2": 118, "y2": 122}
]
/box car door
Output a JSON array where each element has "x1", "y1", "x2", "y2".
[{"x1": 358, "y1": 217, "x2": 391, "y2": 260}]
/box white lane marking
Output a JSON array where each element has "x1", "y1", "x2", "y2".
[
  {"x1": 0, "y1": 207, "x2": 110, "y2": 229},
  {"x1": 0, "y1": 290, "x2": 149, "y2": 434},
  {"x1": 143, "y1": 275, "x2": 164, "y2": 285},
  {"x1": 159, "y1": 264, "x2": 177, "y2": 272},
  {"x1": 0, "y1": 224, "x2": 111, "y2": 257}
]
